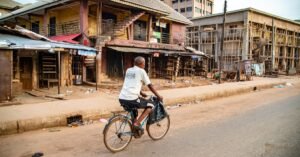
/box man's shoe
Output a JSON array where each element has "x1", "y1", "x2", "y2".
[{"x1": 133, "y1": 125, "x2": 144, "y2": 138}]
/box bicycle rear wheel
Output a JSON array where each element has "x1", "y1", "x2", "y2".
[
  {"x1": 146, "y1": 115, "x2": 170, "y2": 140},
  {"x1": 103, "y1": 116, "x2": 133, "y2": 152}
]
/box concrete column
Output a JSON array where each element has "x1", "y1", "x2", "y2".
[
  {"x1": 80, "y1": 0, "x2": 89, "y2": 46},
  {"x1": 43, "y1": 9, "x2": 48, "y2": 36},
  {"x1": 271, "y1": 19, "x2": 276, "y2": 69},
  {"x1": 148, "y1": 14, "x2": 153, "y2": 42},
  {"x1": 242, "y1": 12, "x2": 249, "y2": 60},
  {"x1": 215, "y1": 24, "x2": 219, "y2": 62},
  {"x1": 32, "y1": 51, "x2": 38, "y2": 89}
]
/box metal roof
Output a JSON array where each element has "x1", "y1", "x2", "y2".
[
  {"x1": 0, "y1": 33, "x2": 97, "y2": 52},
  {"x1": 0, "y1": 0, "x2": 192, "y2": 25},
  {"x1": 49, "y1": 33, "x2": 81, "y2": 44},
  {"x1": 156, "y1": 0, "x2": 193, "y2": 25},
  {"x1": 111, "y1": 0, "x2": 192, "y2": 25},
  {"x1": 0, "y1": 0, "x2": 71, "y2": 22},
  {"x1": 107, "y1": 46, "x2": 201, "y2": 56},
  {"x1": 0, "y1": 0, "x2": 22, "y2": 10}
]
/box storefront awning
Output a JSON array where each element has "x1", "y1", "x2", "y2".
[
  {"x1": 107, "y1": 46, "x2": 191, "y2": 56},
  {"x1": 0, "y1": 33, "x2": 97, "y2": 53},
  {"x1": 49, "y1": 33, "x2": 81, "y2": 44}
]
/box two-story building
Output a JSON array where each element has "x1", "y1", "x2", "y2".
[{"x1": 1, "y1": 0, "x2": 209, "y2": 87}]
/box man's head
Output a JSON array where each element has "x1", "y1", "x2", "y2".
[{"x1": 134, "y1": 56, "x2": 145, "y2": 69}]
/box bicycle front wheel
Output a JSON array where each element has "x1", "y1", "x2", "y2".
[
  {"x1": 146, "y1": 115, "x2": 170, "y2": 140},
  {"x1": 103, "y1": 116, "x2": 133, "y2": 152}
]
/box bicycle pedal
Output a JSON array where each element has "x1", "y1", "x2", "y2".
[{"x1": 133, "y1": 129, "x2": 144, "y2": 138}]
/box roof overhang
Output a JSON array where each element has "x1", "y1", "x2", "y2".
[
  {"x1": 107, "y1": 46, "x2": 203, "y2": 56},
  {"x1": 0, "y1": 0, "x2": 72, "y2": 22}
]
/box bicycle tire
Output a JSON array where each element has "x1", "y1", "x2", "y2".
[
  {"x1": 103, "y1": 115, "x2": 133, "y2": 152},
  {"x1": 146, "y1": 115, "x2": 170, "y2": 140}
]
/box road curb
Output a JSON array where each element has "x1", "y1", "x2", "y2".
[{"x1": 0, "y1": 81, "x2": 286, "y2": 136}]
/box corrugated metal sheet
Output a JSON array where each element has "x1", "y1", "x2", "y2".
[
  {"x1": 0, "y1": 0, "x2": 192, "y2": 25},
  {"x1": 111, "y1": 0, "x2": 192, "y2": 25},
  {"x1": 0, "y1": 33, "x2": 97, "y2": 52},
  {"x1": 107, "y1": 46, "x2": 194, "y2": 56},
  {"x1": 0, "y1": 0, "x2": 71, "y2": 22},
  {"x1": 49, "y1": 34, "x2": 81, "y2": 44}
]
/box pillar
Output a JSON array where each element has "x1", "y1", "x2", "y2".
[{"x1": 80, "y1": 0, "x2": 89, "y2": 46}]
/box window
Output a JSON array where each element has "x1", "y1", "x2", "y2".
[
  {"x1": 229, "y1": 25, "x2": 238, "y2": 34},
  {"x1": 49, "y1": 17, "x2": 56, "y2": 36},
  {"x1": 175, "y1": 9, "x2": 178, "y2": 12},
  {"x1": 31, "y1": 21, "x2": 39, "y2": 34},
  {"x1": 134, "y1": 20, "x2": 147, "y2": 41},
  {"x1": 172, "y1": 0, "x2": 178, "y2": 3},
  {"x1": 186, "y1": 7, "x2": 192, "y2": 12},
  {"x1": 180, "y1": 0, "x2": 185, "y2": 2},
  {"x1": 180, "y1": 8, "x2": 185, "y2": 13},
  {"x1": 195, "y1": 7, "x2": 202, "y2": 13}
]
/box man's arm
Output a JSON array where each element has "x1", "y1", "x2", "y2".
[
  {"x1": 147, "y1": 84, "x2": 163, "y2": 101},
  {"x1": 140, "y1": 91, "x2": 147, "y2": 97}
]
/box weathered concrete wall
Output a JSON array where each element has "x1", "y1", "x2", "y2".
[
  {"x1": 0, "y1": 50, "x2": 12, "y2": 101},
  {"x1": 171, "y1": 22, "x2": 186, "y2": 44},
  {"x1": 249, "y1": 12, "x2": 300, "y2": 31},
  {"x1": 192, "y1": 11, "x2": 245, "y2": 26}
]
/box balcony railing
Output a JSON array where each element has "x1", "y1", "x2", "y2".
[
  {"x1": 161, "y1": 32, "x2": 170, "y2": 44},
  {"x1": 48, "y1": 20, "x2": 80, "y2": 37}
]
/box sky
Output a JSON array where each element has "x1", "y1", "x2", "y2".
[
  {"x1": 214, "y1": 0, "x2": 300, "y2": 20},
  {"x1": 14, "y1": 0, "x2": 300, "y2": 20}
]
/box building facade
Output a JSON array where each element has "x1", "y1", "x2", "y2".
[
  {"x1": 1, "y1": 0, "x2": 204, "y2": 90},
  {"x1": 172, "y1": 0, "x2": 214, "y2": 19},
  {"x1": 186, "y1": 8, "x2": 300, "y2": 75}
]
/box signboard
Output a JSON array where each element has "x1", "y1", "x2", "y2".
[
  {"x1": 153, "y1": 52, "x2": 160, "y2": 57},
  {"x1": 153, "y1": 31, "x2": 161, "y2": 39}
]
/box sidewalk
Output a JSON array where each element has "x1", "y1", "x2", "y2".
[{"x1": 0, "y1": 76, "x2": 299, "y2": 135}]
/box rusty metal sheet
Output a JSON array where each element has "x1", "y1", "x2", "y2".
[{"x1": 0, "y1": 50, "x2": 12, "y2": 101}]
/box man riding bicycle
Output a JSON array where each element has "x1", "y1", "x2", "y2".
[{"x1": 119, "y1": 56, "x2": 163, "y2": 134}]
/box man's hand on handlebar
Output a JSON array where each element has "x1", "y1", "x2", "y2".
[{"x1": 157, "y1": 95, "x2": 163, "y2": 102}]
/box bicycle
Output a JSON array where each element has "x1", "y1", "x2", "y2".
[{"x1": 103, "y1": 97, "x2": 170, "y2": 153}]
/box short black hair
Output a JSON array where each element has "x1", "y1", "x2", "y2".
[{"x1": 134, "y1": 56, "x2": 145, "y2": 66}]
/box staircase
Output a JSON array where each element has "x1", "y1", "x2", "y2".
[{"x1": 102, "y1": 11, "x2": 145, "y2": 38}]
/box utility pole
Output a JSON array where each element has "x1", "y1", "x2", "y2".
[{"x1": 219, "y1": 0, "x2": 227, "y2": 84}]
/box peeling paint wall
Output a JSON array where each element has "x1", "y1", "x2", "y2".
[{"x1": 0, "y1": 50, "x2": 12, "y2": 101}]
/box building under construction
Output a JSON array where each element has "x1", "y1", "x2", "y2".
[{"x1": 186, "y1": 8, "x2": 300, "y2": 77}]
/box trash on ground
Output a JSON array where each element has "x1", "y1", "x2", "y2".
[
  {"x1": 66, "y1": 90, "x2": 73, "y2": 96},
  {"x1": 84, "y1": 120, "x2": 94, "y2": 125},
  {"x1": 166, "y1": 104, "x2": 182, "y2": 110},
  {"x1": 286, "y1": 83, "x2": 293, "y2": 87},
  {"x1": 67, "y1": 115, "x2": 83, "y2": 127},
  {"x1": 273, "y1": 85, "x2": 285, "y2": 88},
  {"x1": 32, "y1": 152, "x2": 44, "y2": 157},
  {"x1": 85, "y1": 88, "x2": 95, "y2": 94},
  {"x1": 99, "y1": 118, "x2": 108, "y2": 124}
]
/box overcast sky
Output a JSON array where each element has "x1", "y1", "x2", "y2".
[
  {"x1": 14, "y1": 0, "x2": 300, "y2": 20},
  {"x1": 214, "y1": 0, "x2": 300, "y2": 20}
]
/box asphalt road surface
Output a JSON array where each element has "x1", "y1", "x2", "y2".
[{"x1": 0, "y1": 83, "x2": 300, "y2": 157}]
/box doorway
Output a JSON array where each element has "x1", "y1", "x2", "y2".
[{"x1": 20, "y1": 57, "x2": 33, "y2": 90}]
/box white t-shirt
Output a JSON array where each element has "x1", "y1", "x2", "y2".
[{"x1": 119, "y1": 66, "x2": 151, "y2": 100}]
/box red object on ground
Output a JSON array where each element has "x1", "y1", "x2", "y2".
[{"x1": 49, "y1": 34, "x2": 81, "y2": 44}]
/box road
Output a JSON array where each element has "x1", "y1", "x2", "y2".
[{"x1": 0, "y1": 83, "x2": 300, "y2": 157}]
